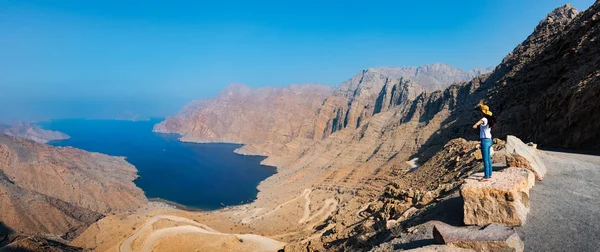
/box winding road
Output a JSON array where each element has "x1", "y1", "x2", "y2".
[
  {"x1": 120, "y1": 188, "x2": 340, "y2": 251},
  {"x1": 298, "y1": 189, "x2": 313, "y2": 223},
  {"x1": 242, "y1": 189, "x2": 312, "y2": 224}
]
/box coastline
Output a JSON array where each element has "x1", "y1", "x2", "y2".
[
  {"x1": 147, "y1": 198, "x2": 204, "y2": 212},
  {"x1": 147, "y1": 196, "x2": 261, "y2": 213}
]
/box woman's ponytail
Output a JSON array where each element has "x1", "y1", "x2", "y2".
[{"x1": 485, "y1": 114, "x2": 497, "y2": 129}]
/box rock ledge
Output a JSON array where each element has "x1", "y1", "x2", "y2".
[
  {"x1": 461, "y1": 168, "x2": 534, "y2": 226},
  {"x1": 433, "y1": 222, "x2": 524, "y2": 252}
]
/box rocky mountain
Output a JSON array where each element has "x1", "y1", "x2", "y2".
[
  {"x1": 0, "y1": 134, "x2": 147, "y2": 238},
  {"x1": 373, "y1": 63, "x2": 493, "y2": 91},
  {"x1": 156, "y1": 64, "x2": 490, "y2": 146},
  {"x1": 154, "y1": 83, "x2": 334, "y2": 156},
  {"x1": 487, "y1": 3, "x2": 598, "y2": 149},
  {"x1": 309, "y1": 63, "x2": 494, "y2": 141},
  {"x1": 312, "y1": 70, "x2": 425, "y2": 140},
  {"x1": 301, "y1": 64, "x2": 491, "y2": 140},
  {"x1": 0, "y1": 122, "x2": 69, "y2": 144}
]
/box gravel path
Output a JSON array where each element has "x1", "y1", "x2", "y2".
[{"x1": 517, "y1": 151, "x2": 600, "y2": 252}]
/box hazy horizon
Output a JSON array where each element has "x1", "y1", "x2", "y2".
[{"x1": 1, "y1": 0, "x2": 595, "y2": 123}]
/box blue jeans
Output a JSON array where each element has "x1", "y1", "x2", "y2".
[{"x1": 481, "y1": 138, "x2": 493, "y2": 178}]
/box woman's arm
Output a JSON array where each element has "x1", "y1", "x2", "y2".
[{"x1": 472, "y1": 120, "x2": 484, "y2": 129}]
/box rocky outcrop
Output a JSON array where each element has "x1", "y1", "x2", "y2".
[
  {"x1": 505, "y1": 136, "x2": 547, "y2": 180},
  {"x1": 0, "y1": 134, "x2": 146, "y2": 237},
  {"x1": 154, "y1": 83, "x2": 333, "y2": 156},
  {"x1": 461, "y1": 168, "x2": 534, "y2": 227},
  {"x1": 433, "y1": 222, "x2": 524, "y2": 252},
  {"x1": 0, "y1": 236, "x2": 81, "y2": 252},
  {"x1": 383, "y1": 138, "x2": 488, "y2": 202},
  {"x1": 0, "y1": 122, "x2": 69, "y2": 144}
]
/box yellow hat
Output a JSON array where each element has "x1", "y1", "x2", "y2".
[{"x1": 477, "y1": 101, "x2": 493, "y2": 116}]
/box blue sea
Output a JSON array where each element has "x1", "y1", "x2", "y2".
[{"x1": 41, "y1": 119, "x2": 276, "y2": 210}]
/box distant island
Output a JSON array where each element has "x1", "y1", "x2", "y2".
[{"x1": 112, "y1": 110, "x2": 151, "y2": 122}]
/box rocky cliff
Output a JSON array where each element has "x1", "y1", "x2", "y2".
[
  {"x1": 0, "y1": 122, "x2": 69, "y2": 144},
  {"x1": 313, "y1": 64, "x2": 492, "y2": 140},
  {"x1": 0, "y1": 134, "x2": 147, "y2": 238},
  {"x1": 487, "y1": 3, "x2": 599, "y2": 149},
  {"x1": 312, "y1": 71, "x2": 424, "y2": 140}
]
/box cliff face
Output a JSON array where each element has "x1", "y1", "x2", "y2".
[
  {"x1": 313, "y1": 64, "x2": 492, "y2": 140},
  {"x1": 0, "y1": 134, "x2": 146, "y2": 237},
  {"x1": 313, "y1": 71, "x2": 424, "y2": 140},
  {"x1": 0, "y1": 122, "x2": 69, "y2": 144},
  {"x1": 154, "y1": 83, "x2": 334, "y2": 155},
  {"x1": 487, "y1": 3, "x2": 599, "y2": 149}
]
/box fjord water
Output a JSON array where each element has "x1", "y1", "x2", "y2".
[{"x1": 41, "y1": 119, "x2": 276, "y2": 210}]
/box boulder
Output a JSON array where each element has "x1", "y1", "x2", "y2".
[
  {"x1": 505, "y1": 135, "x2": 547, "y2": 181},
  {"x1": 461, "y1": 168, "x2": 533, "y2": 226},
  {"x1": 503, "y1": 167, "x2": 536, "y2": 190},
  {"x1": 433, "y1": 222, "x2": 524, "y2": 252},
  {"x1": 418, "y1": 191, "x2": 436, "y2": 206},
  {"x1": 493, "y1": 138, "x2": 506, "y2": 150},
  {"x1": 506, "y1": 153, "x2": 531, "y2": 169},
  {"x1": 399, "y1": 207, "x2": 419, "y2": 221}
]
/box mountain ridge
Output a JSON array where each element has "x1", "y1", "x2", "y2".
[
  {"x1": 154, "y1": 83, "x2": 334, "y2": 156},
  {"x1": 156, "y1": 63, "x2": 492, "y2": 147},
  {"x1": 0, "y1": 133, "x2": 147, "y2": 239},
  {"x1": 370, "y1": 63, "x2": 493, "y2": 91}
]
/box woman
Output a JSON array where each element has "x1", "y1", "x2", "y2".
[{"x1": 472, "y1": 102, "x2": 497, "y2": 181}]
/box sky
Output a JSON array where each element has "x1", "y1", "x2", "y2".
[{"x1": 0, "y1": 0, "x2": 595, "y2": 122}]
